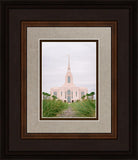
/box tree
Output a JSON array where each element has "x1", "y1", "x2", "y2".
[
  {"x1": 90, "y1": 92, "x2": 95, "y2": 100},
  {"x1": 42, "y1": 92, "x2": 51, "y2": 99},
  {"x1": 86, "y1": 93, "x2": 90, "y2": 99},
  {"x1": 52, "y1": 95, "x2": 57, "y2": 100},
  {"x1": 43, "y1": 92, "x2": 50, "y2": 96}
]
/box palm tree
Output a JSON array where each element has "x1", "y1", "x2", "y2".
[
  {"x1": 52, "y1": 95, "x2": 57, "y2": 100},
  {"x1": 86, "y1": 93, "x2": 90, "y2": 99},
  {"x1": 90, "y1": 92, "x2": 95, "y2": 100},
  {"x1": 42, "y1": 92, "x2": 51, "y2": 99}
]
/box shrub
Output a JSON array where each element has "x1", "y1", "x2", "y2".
[
  {"x1": 71, "y1": 99, "x2": 96, "y2": 117},
  {"x1": 76, "y1": 100, "x2": 80, "y2": 102},
  {"x1": 43, "y1": 99, "x2": 68, "y2": 117}
]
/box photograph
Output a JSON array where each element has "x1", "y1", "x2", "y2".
[
  {"x1": 3, "y1": 1, "x2": 136, "y2": 158},
  {"x1": 41, "y1": 41, "x2": 97, "y2": 118}
]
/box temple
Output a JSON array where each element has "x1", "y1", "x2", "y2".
[{"x1": 50, "y1": 55, "x2": 88, "y2": 103}]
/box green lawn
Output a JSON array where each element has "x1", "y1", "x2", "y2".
[
  {"x1": 43, "y1": 99, "x2": 68, "y2": 117},
  {"x1": 70, "y1": 99, "x2": 96, "y2": 117}
]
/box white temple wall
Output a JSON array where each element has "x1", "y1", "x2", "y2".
[{"x1": 50, "y1": 87, "x2": 87, "y2": 102}]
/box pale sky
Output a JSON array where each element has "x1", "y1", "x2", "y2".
[{"x1": 42, "y1": 42, "x2": 96, "y2": 94}]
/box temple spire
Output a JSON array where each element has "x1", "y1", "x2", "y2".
[{"x1": 68, "y1": 55, "x2": 71, "y2": 71}]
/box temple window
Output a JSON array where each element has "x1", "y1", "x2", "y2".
[
  {"x1": 67, "y1": 90, "x2": 71, "y2": 95},
  {"x1": 81, "y1": 92, "x2": 85, "y2": 97},
  {"x1": 68, "y1": 76, "x2": 70, "y2": 83},
  {"x1": 53, "y1": 92, "x2": 57, "y2": 96}
]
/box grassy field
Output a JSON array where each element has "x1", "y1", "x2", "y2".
[
  {"x1": 43, "y1": 99, "x2": 96, "y2": 117},
  {"x1": 43, "y1": 99, "x2": 68, "y2": 117},
  {"x1": 70, "y1": 99, "x2": 96, "y2": 117}
]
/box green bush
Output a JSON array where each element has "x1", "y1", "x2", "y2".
[
  {"x1": 76, "y1": 100, "x2": 80, "y2": 102},
  {"x1": 43, "y1": 99, "x2": 68, "y2": 117}
]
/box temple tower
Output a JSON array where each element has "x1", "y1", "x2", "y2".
[
  {"x1": 64, "y1": 55, "x2": 74, "y2": 85},
  {"x1": 50, "y1": 55, "x2": 88, "y2": 103}
]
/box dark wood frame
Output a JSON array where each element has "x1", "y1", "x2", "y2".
[
  {"x1": 21, "y1": 21, "x2": 117, "y2": 139},
  {"x1": 1, "y1": 0, "x2": 137, "y2": 159},
  {"x1": 40, "y1": 39, "x2": 99, "y2": 120}
]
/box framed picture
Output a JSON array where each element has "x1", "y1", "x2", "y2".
[
  {"x1": 21, "y1": 21, "x2": 117, "y2": 139},
  {"x1": 1, "y1": 0, "x2": 137, "y2": 159},
  {"x1": 40, "y1": 40, "x2": 98, "y2": 120}
]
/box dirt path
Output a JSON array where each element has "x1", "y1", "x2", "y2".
[{"x1": 56, "y1": 106, "x2": 76, "y2": 117}]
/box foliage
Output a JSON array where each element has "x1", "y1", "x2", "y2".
[
  {"x1": 81, "y1": 95, "x2": 86, "y2": 100},
  {"x1": 84, "y1": 92, "x2": 95, "y2": 100},
  {"x1": 42, "y1": 92, "x2": 51, "y2": 96},
  {"x1": 86, "y1": 93, "x2": 89, "y2": 99},
  {"x1": 76, "y1": 100, "x2": 80, "y2": 102},
  {"x1": 70, "y1": 99, "x2": 96, "y2": 117},
  {"x1": 52, "y1": 95, "x2": 57, "y2": 100},
  {"x1": 43, "y1": 99, "x2": 68, "y2": 117},
  {"x1": 89, "y1": 92, "x2": 95, "y2": 100},
  {"x1": 90, "y1": 92, "x2": 95, "y2": 96}
]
